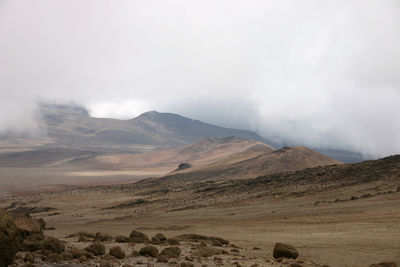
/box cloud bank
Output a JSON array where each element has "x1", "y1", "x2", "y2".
[{"x1": 1, "y1": 0, "x2": 399, "y2": 157}]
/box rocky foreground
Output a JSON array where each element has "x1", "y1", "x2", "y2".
[{"x1": 1, "y1": 209, "x2": 397, "y2": 267}]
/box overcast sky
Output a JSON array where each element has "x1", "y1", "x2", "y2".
[{"x1": 1, "y1": 1, "x2": 400, "y2": 157}]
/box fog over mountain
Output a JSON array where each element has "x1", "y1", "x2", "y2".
[{"x1": 1, "y1": 1, "x2": 400, "y2": 158}]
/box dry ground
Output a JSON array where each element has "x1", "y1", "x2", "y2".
[{"x1": 2, "y1": 165, "x2": 400, "y2": 266}]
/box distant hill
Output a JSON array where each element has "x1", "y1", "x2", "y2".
[
  {"x1": 61, "y1": 136, "x2": 274, "y2": 172},
  {"x1": 163, "y1": 145, "x2": 341, "y2": 181},
  {"x1": 0, "y1": 103, "x2": 364, "y2": 162},
  {"x1": 34, "y1": 104, "x2": 268, "y2": 153}
]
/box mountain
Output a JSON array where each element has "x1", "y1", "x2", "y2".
[
  {"x1": 34, "y1": 104, "x2": 268, "y2": 153},
  {"x1": 0, "y1": 103, "x2": 364, "y2": 162}
]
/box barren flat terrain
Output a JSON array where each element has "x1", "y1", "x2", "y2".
[{"x1": 2, "y1": 156, "x2": 400, "y2": 266}]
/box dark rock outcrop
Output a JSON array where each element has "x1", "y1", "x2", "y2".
[
  {"x1": 109, "y1": 246, "x2": 125, "y2": 259},
  {"x1": 0, "y1": 209, "x2": 19, "y2": 267},
  {"x1": 139, "y1": 246, "x2": 159, "y2": 257},
  {"x1": 273, "y1": 242, "x2": 299, "y2": 259},
  {"x1": 161, "y1": 246, "x2": 181, "y2": 258},
  {"x1": 129, "y1": 230, "x2": 149, "y2": 243}
]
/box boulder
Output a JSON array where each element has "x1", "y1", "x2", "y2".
[
  {"x1": 21, "y1": 232, "x2": 45, "y2": 252},
  {"x1": 129, "y1": 230, "x2": 149, "y2": 243},
  {"x1": 369, "y1": 263, "x2": 398, "y2": 267},
  {"x1": 273, "y1": 242, "x2": 299, "y2": 259},
  {"x1": 95, "y1": 232, "x2": 112, "y2": 241},
  {"x1": 193, "y1": 246, "x2": 224, "y2": 257},
  {"x1": 45, "y1": 253, "x2": 61, "y2": 263},
  {"x1": 161, "y1": 246, "x2": 181, "y2": 258},
  {"x1": 85, "y1": 241, "x2": 105, "y2": 256},
  {"x1": 157, "y1": 255, "x2": 169, "y2": 263},
  {"x1": 0, "y1": 209, "x2": 19, "y2": 267},
  {"x1": 155, "y1": 233, "x2": 166, "y2": 241},
  {"x1": 69, "y1": 247, "x2": 87, "y2": 259},
  {"x1": 139, "y1": 246, "x2": 159, "y2": 257},
  {"x1": 115, "y1": 235, "x2": 129, "y2": 243},
  {"x1": 44, "y1": 236, "x2": 65, "y2": 253},
  {"x1": 24, "y1": 252, "x2": 34, "y2": 263},
  {"x1": 109, "y1": 246, "x2": 125, "y2": 259},
  {"x1": 61, "y1": 251, "x2": 73, "y2": 261},
  {"x1": 151, "y1": 236, "x2": 161, "y2": 244}
]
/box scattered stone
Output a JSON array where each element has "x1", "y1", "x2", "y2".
[
  {"x1": 157, "y1": 255, "x2": 169, "y2": 263},
  {"x1": 369, "y1": 262, "x2": 398, "y2": 267},
  {"x1": 131, "y1": 250, "x2": 140, "y2": 257},
  {"x1": 231, "y1": 248, "x2": 240, "y2": 253},
  {"x1": 69, "y1": 247, "x2": 86, "y2": 259},
  {"x1": 78, "y1": 235, "x2": 90, "y2": 242},
  {"x1": 252, "y1": 247, "x2": 261, "y2": 250},
  {"x1": 193, "y1": 246, "x2": 224, "y2": 257},
  {"x1": 161, "y1": 246, "x2": 181, "y2": 258},
  {"x1": 109, "y1": 245, "x2": 125, "y2": 259},
  {"x1": 45, "y1": 253, "x2": 61, "y2": 263},
  {"x1": 44, "y1": 236, "x2": 65, "y2": 253},
  {"x1": 155, "y1": 233, "x2": 166, "y2": 241},
  {"x1": 167, "y1": 238, "x2": 180, "y2": 245},
  {"x1": 180, "y1": 262, "x2": 194, "y2": 267},
  {"x1": 273, "y1": 242, "x2": 299, "y2": 259},
  {"x1": 78, "y1": 255, "x2": 87, "y2": 262},
  {"x1": 24, "y1": 252, "x2": 34, "y2": 263},
  {"x1": 115, "y1": 235, "x2": 130, "y2": 243},
  {"x1": 85, "y1": 241, "x2": 105, "y2": 256},
  {"x1": 151, "y1": 236, "x2": 161, "y2": 244},
  {"x1": 21, "y1": 232, "x2": 45, "y2": 252},
  {"x1": 37, "y1": 218, "x2": 46, "y2": 231},
  {"x1": 61, "y1": 251, "x2": 73, "y2": 261},
  {"x1": 95, "y1": 232, "x2": 112, "y2": 241},
  {"x1": 0, "y1": 209, "x2": 19, "y2": 267},
  {"x1": 139, "y1": 246, "x2": 159, "y2": 257},
  {"x1": 129, "y1": 230, "x2": 149, "y2": 243}
]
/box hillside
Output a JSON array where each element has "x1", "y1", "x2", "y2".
[
  {"x1": 164, "y1": 145, "x2": 342, "y2": 180},
  {"x1": 62, "y1": 136, "x2": 273, "y2": 172}
]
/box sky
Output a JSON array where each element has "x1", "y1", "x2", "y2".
[{"x1": 0, "y1": 0, "x2": 400, "y2": 157}]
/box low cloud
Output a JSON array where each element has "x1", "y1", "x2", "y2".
[{"x1": 0, "y1": 0, "x2": 399, "y2": 157}]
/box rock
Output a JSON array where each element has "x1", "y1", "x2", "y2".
[
  {"x1": 273, "y1": 242, "x2": 299, "y2": 259},
  {"x1": 167, "y1": 238, "x2": 180, "y2": 245},
  {"x1": 0, "y1": 209, "x2": 19, "y2": 267},
  {"x1": 369, "y1": 263, "x2": 398, "y2": 267},
  {"x1": 151, "y1": 236, "x2": 161, "y2": 244},
  {"x1": 115, "y1": 235, "x2": 130, "y2": 243},
  {"x1": 61, "y1": 251, "x2": 73, "y2": 260},
  {"x1": 139, "y1": 246, "x2": 159, "y2": 257},
  {"x1": 24, "y1": 252, "x2": 34, "y2": 263},
  {"x1": 37, "y1": 218, "x2": 46, "y2": 231},
  {"x1": 78, "y1": 235, "x2": 90, "y2": 242},
  {"x1": 193, "y1": 246, "x2": 224, "y2": 257},
  {"x1": 44, "y1": 236, "x2": 65, "y2": 253},
  {"x1": 14, "y1": 216, "x2": 42, "y2": 238},
  {"x1": 45, "y1": 253, "x2": 61, "y2": 263},
  {"x1": 161, "y1": 246, "x2": 181, "y2": 258},
  {"x1": 95, "y1": 232, "x2": 112, "y2": 241},
  {"x1": 109, "y1": 245, "x2": 125, "y2": 259},
  {"x1": 155, "y1": 233, "x2": 166, "y2": 241},
  {"x1": 21, "y1": 232, "x2": 45, "y2": 252},
  {"x1": 78, "y1": 255, "x2": 87, "y2": 262},
  {"x1": 85, "y1": 241, "x2": 105, "y2": 256},
  {"x1": 180, "y1": 262, "x2": 194, "y2": 267},
  {"x1": 129, "y1": 230, "x2": 149, "y2": 243},
  {"x1": 157, "y1": 255, "x2": 169, "y2": 263},
  {"x1": 69, "y1": 247, "x2": 86, "y2": 259}
]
